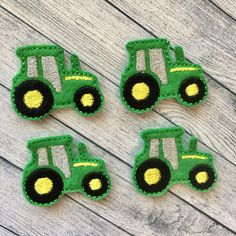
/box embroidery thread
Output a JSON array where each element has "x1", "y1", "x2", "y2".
[
  {"x1": 120, "y1": 39, "x2": 208, "y2": 113},
  {"x1": 12, "y1": 45, "x2": 104, "y2": 120},
  {"x1": 132, "y1": 127, "x2": 217, "y2": 196},
  {"x1": 22, "y1": 135, "x2": 111, "y2": 206}
]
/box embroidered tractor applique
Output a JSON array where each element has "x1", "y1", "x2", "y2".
[
  {"x1": 120, "y1": 39, "x2": 208, "y2": 113},
  {"x1": 11, "y1": 45, "x2": 104, "y2": 120},
  {"x1": 22, "y1": 135, "x2": 110, "y2": 206},
  {"x1": 133, "y1": 127, "x2": 216, "y2": 196}
]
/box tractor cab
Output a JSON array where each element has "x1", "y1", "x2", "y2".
[
  {"x1": 126, "y1": 39, "x2": 171, "y2": 85},
  {"x1": 27, "y1": 135, "x2": 73, "y2": 178},
  {"x1": 141, "y1": 127, "x2": 183, "y2": 169}
]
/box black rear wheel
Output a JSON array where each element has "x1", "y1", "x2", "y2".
[
  {"x1": 13, "y1": 80, "x2": 54, "y2": 118},
  {"x1": 74, "y1": 86, "x2": 102, "y2": 114},
  {"x1": 189, "y1": 164, "x2": 216, "y2": 190},
  {"x1": 135, "y1": 159, "x2": 171, "y2": 194},
  {"x1": 82, "y1": 172, "x2": 109, "y2": 198},
  {"x1": 24, "y1": 168, "x2": 64, "y2": 205},
  {"x1": 179, "y1": 77, "x2": 206, "y2": 104},
  {"x1": 122, "y1": 73, "x2": 160, "y2": 111}
]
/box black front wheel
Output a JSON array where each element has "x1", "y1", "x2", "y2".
[
  {"x1": 24, "y1": 168, "x2": 64, "y2": 205},
  {"x1": 135, "y1": 159, "x2": 171, "y2": 194},
  {"x1": 189, "y1": 164, "x2": 216, "y2": 190},
  {"x1": 179, "y1": 77, "x2": 206, "y2": 104},
  {"x1": 82, "y1": 172, "x2": 110, "y2": 198},
  {"x1": 122, "y1": 73, "x2": 160, "y2": 111},
  {"x1": 13, "y1": 80, "x2": 54, "y2": 118},
  {"x1": 74, "y1": 86, "x2": 103, "y2": 114}
]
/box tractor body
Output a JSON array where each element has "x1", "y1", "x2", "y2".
[
  {"x1": 121, "y1": 39, "x2": 207, "y2": 113},
  {"x1": 12, "y1": 45, "x2": 104, "y2": 119},
  {"x1": 133, "y1": 127, "x2": 216, "y2": 196},
  {"x1": 23, "y1": 135, "x2": 110, "y2": 206}
]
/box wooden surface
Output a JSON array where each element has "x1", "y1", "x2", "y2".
[{"x1": 0, "y1": 0, "x2": 235, "y2": 235}]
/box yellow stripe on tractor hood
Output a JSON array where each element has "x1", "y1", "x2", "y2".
[
  {"x1": 65, "y1": 75, "x2": 93, "y2": 81},
  {"x1": 73, "y1": 162, "x2": 98, "y2": 167},
  {"x1": 170, "y1": 67, "x2": 200, "y2": 73},
  {"x1": 182, "y1": 155, "x2": 207, "y2": 160}
]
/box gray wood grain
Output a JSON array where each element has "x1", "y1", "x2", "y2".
[
  {"x1": 0, "y1": 0, "x2": 235, "y2": 235},
  {"x1": 0, "y1": 0, "x2": 235, "y2": 164},
  {"x1": 0, "y1": 226, "x2": 17, "y2": 236},
  {"x1": 0, "y1": 88, "x2": 232, "y2": 235},
  {"x1": 1, "y1": 0, "x2": 235, "y2": 93},
  {"x1": 0, "y1": 159, "x2": 129, "y2": 236},
  {"x1": 108, "y1": 0, "x2": 236, "y2": 93},
  {"x1": 211, "y1": 0, "x2": 236, "y2": 19}
]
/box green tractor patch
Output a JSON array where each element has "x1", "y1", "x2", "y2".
[
  {"x1": 22, "y1": 135, "x2": 110, "y2": 206},
  {"x1": 133, "y1": 127, "x2": 216, "y2": 196},
  {"x1": 12, "y1": 45, "x2": 104, "y2": 120},
  {"x1": 120, "y1": 39, "x2": 208, "y2": 113}
]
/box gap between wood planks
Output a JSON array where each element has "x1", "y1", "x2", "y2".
[
  {"x1": 0, "y1": 82, "x2": 235, "y2": 234},
  {"x1": 208, "y1": 0, "x2": 236, "y2": 21},
  {"x1": 0, "y1": 4, "x2": 235, "y2": 234},
  {"x1": 0, "y1": 225, "x2": 20, "y2": 236},
  {"x1": 0, "y1": 5, "x2": 234, "y2": 167},
  {"x1": 104, "y1": 0, "x2": 236, "y2": 97},
  {"x1": 0, "y1": 155, "x2": 133, "y2": 236}
]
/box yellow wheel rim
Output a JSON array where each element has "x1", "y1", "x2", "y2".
[
  {"x1": 80, "y1": 93, "x2": 94, "y2": 107},
  {"x1": 23, "y1": 90, "x2": 44, "y2": 109},
  {"x1": 89, "y1": 178, "x2": 102, "y2": 191},
  {"x1": 144, "y1": 168, "x2": 161, "y2": 185},
  {"x1": 131, "y1": 82, "x2": 150, "y2": 100},
  {"x1": 185, "y1": 83, "x2": 199, "y2": 97},
  {"x1": 195, "y1": 171, "x2": 208, "y2": 184},
  {"x1": 34, "y1": 177, "x2": 53, "y2": 195}
]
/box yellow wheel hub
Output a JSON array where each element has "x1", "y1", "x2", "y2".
[
  {"x1": 89, "y1": 178, "x2": 102, "y2": 191},
  {"x1": 34, "y1": 177, "x2": 53, "y2": 195},
  {"x1": 195, "y1": 171, "x2": 208, "y2": 184},
  {"x1": 144, "y1": 168, "x2": 161, "y2": 185},
  {"x1": 80, "y1": 93, "x2": 94, "y2": 107},
  {"x1": 185, "y1": 83, "x2": 199, "y2": 97},
  {"x1": 23, "y1": 90, "x2": 44, "y2": 109},
  {"x1": 131, "y1": 82, "x2": 150, "y2": 100}
]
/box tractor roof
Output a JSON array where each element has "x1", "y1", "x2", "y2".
[
  {"x1": 16, "y1": 45, "x2": 64, "y2": 58},
  {"x1": 126, "y1": 38, "x2": 170, "y2": 52},
  {"x1": 141, "y1": 127, "x2": 184, "y2": 141},
  {"x1": 27, "y1": 135, "x2": 72, "y2": 150}
]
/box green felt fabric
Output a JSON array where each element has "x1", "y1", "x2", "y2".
[
  {"x1": 132, "y1": 126, "x2": 217, "y2": 196},
  {"x1": 120, "y1": 38, "x2": 208, "y2": 113},
  {"x1": 22, "y1": 135, "x2": 111, "y2": 206},
  {"x1": 11, "y1": 45, "x2": 104, "y2": 120}
]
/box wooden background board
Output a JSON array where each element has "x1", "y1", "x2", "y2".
[{"x1": 0, "y1": 0, "x2": 235, "y2": 235}]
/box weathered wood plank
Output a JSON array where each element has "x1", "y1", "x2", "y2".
[
  {"x1": 107, "y1": 0, "x2": 236, "y2": 92},
  {"x1": 211, "y1": 0, "x2": 236, "y2": 19},
  {"x1": 0, "y1": 226, "x2": 17, "y2": 236},
  {"x1": 0, "y1": 159, "x2": 129, "y2": 236},
  {"x1": 0, "y1": 87, "x2": 233, "y2": 235},
  {"x1": 0, "y1": 6, "x2": 235, "y2": 164},
  {"x1": 1, "y1": 0, "x2": 236, "y2": 93},
  {"x1": 0, "y1": 3, "x2": 235, "y2": 234}
]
